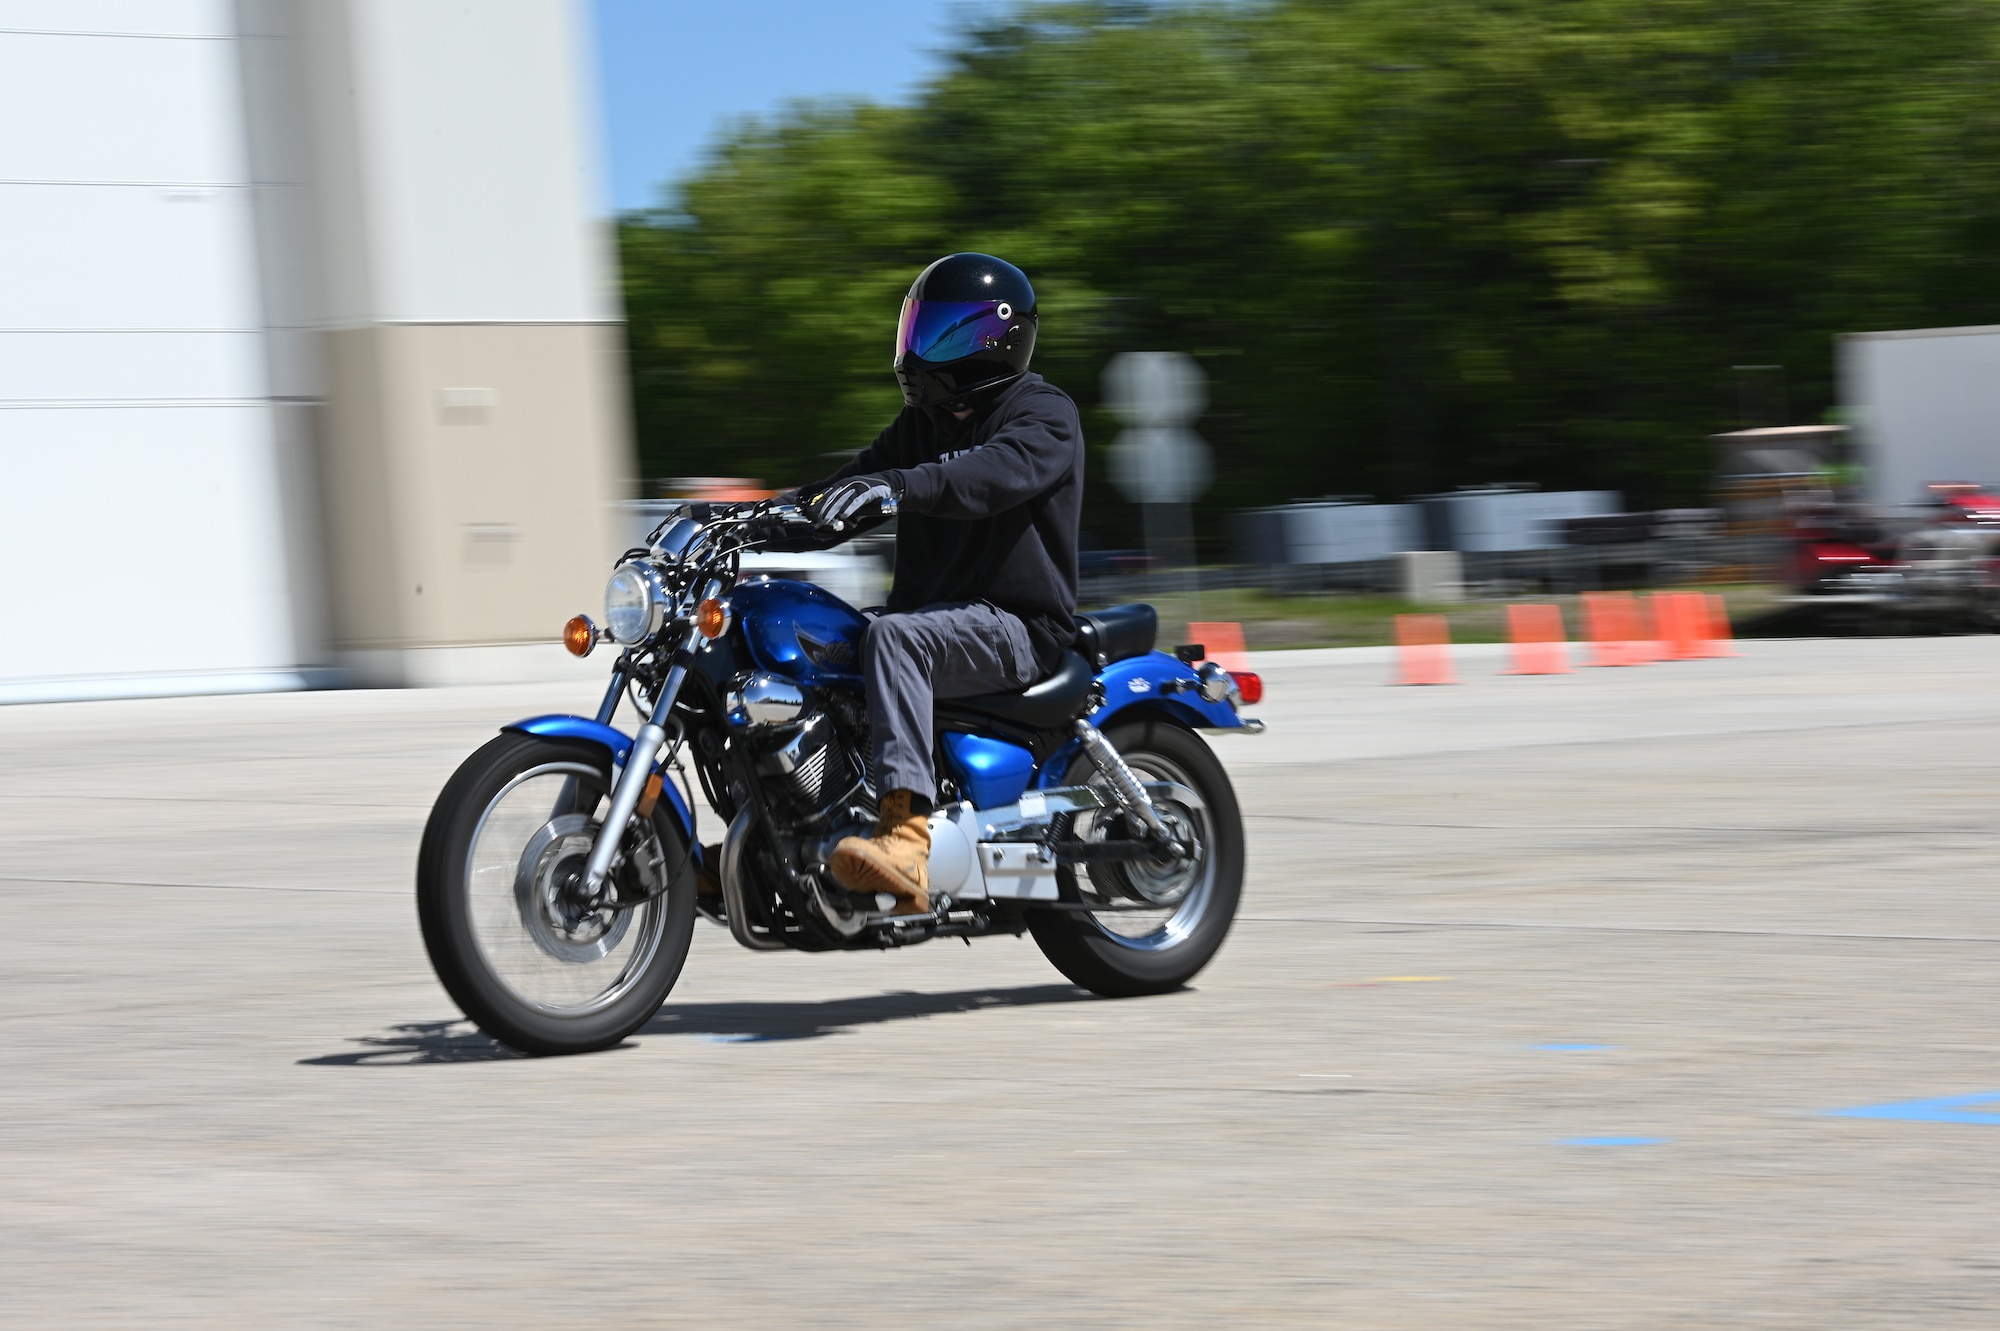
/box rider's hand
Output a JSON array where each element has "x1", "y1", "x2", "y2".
[{"x1": 810, "y1": 475, "x2": 900, "y2": 531}]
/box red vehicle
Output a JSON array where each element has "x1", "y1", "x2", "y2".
[{"x1": 1787, "y1": 483, "x2": 2000, "y2": 627}]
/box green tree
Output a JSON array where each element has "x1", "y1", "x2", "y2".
[{"x1": 620, "y1": 0, "x2": 2000, "y2": 548}]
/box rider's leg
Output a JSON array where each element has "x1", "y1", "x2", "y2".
[{"x1": 831, "y1": 601, "x2": 1037, "y2": 909}]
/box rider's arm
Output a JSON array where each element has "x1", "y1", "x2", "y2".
[
  {"x1": 767, "y1": 411, "x2": 917, "y2": 550},
  {"x1": 887, "y1": 389, "x2": 1078, "y2": 520}
]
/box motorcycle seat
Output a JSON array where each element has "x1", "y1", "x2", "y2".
[
  {"x1": 945, "y1": 650, "x2": 1096, "y2": 730},
  {"x1": 1074, "y1": 603, "x2": 1158, "y2": 668}
]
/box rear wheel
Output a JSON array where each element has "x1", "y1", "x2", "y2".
[
  {"x1": 416, "y1": 733, "x2": 697, "y2": 1055},
  {"x1": 1027, "y1": 719, "x2": 1243, "y2": 997}
]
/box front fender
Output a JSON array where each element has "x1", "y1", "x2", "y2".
[{"x1": 502, "y1": 714, "x2": 696, "y2": 840}]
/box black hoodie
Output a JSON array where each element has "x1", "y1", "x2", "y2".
[{"x1": 808, "y1": 372, "x2": 1083, "y2": 675}]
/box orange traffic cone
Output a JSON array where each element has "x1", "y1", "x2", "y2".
[
  {"x1": 1186, "y1": 620, "x2": 1249, "y2": 673},
  {"x1": 1699, "y1": 593, "x2": 1739, "y2": 657},
  {"x1": 1503, "y1": 603, "x2": 1571, "y2": 675},
  {"x1": 1653, "y1": 591, "x2": 1702, "y2": 661},
  {"x1": 1394, "y1": 614, "x2": 1456, "y2": 685},
  {"x1": 1582, "y1": 591, "x2": 1653, "y2": 667}
]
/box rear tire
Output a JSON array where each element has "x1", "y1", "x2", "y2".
[
  {"x1": 417, "y1": 733, "x2": 697, "y2": 1055},
  {"x1": 1027, "y1": 719, "x2": 1243, "y2": 997}
]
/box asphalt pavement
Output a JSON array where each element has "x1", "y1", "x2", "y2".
[{"x1": 4, "y1": 636, "x2": 1999, "y2": 1327}]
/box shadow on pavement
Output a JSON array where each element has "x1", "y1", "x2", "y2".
[
  {"x1": 299, "y1": 1019, "x2": 525, "y2": 1067},
  {"x1": 299, "y1": 984, "x2": 1101, "y2": 1066},
  {"x1": 644, "y1": 982, "x2": 1099, "y2": 1042}
]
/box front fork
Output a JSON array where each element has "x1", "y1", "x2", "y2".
[{"x1": 579, "y1": 603, "x2": 712, "y2": 897}]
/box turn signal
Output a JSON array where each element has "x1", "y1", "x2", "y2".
[
  {"x1": 563, "y1": 614, "x2": 597, "y2": 658},
  {"x1": 1228, "y1": 671, "x2": 1263, "y2": 705},
  {"x1": 695, "y1": 596, "x2": 733, "y2": 639}
]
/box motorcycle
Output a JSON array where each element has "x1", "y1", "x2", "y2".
[{"x1": 416, "y1": 496, "x2": 1265, "y2": 1055}]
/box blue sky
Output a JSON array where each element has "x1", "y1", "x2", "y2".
[{"x1": 589, "y1": 0, "x2": 992, "y2": 213}]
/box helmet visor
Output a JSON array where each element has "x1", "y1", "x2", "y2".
[{"x1": 895, "y1": 298, "x2": 1017, "y2": 364}]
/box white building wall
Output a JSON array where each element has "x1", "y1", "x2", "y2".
[
  {"x1": 295, "y1": 0, "x2": 614, "y2": 328},
  {"x1": 0, "y1": 0, "x2": 310, "y2": 700}
]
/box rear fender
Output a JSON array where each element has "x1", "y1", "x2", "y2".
[
  {"x1": 1033, "y1": 652, "x2": 1255, "y2": 790},
  {"x1": 1093, "y1": 652, "x2": 1246, "y2": 730},
  {"x1": 502, "y1": 714, "x2": 697, "y2": 844}
]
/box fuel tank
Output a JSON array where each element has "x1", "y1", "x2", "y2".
[{"x1": 732, "y1": 577, "x2": 869, "y2": 685}]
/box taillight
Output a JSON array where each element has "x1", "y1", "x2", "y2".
[{"x1": 1228, "y1": 671, "x2": 1262, "y2": 705}]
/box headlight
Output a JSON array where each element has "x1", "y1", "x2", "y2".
[{"x1": 604, "y1": 562, "x2": 667, "y2": 644}]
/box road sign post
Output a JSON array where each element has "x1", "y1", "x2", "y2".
[{"x1": 1104, "y1": 352, "x2": 1212, "y2": 614}]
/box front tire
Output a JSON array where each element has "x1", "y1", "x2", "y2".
[
  {"x1": 417, "y1": 733, "x2": 697, "y2": 1055},
  {"x1": 1027, "y1": 719, "x2": 1244, "y2": 997}
]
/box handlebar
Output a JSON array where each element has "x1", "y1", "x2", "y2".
[{"x1": 642, "y1": 492, "x2": 892, "y2": 571}]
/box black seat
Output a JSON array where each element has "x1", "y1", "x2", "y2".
[
  {"x1": 944, "y1": 650, "x2": 1096, "y2": 730},
  {"x1": 1074, "y1": 603, "x2": 1157, "y2": 668}
]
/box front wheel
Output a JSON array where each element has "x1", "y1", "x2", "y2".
[
  {"x1": 416, "y1": 733, "x2": 697, "y2": 1055},
  {"x1": 1027, "y1": 719, "x2": 1244, "y2": 997}
]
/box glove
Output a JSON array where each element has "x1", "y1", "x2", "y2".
[{"x1": 811, "y1": 475, "x2": 900, "y2": 531}]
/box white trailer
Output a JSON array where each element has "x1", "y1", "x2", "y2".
[
  {"x1": 1841, "y1": 325, "x2": 2000, "y2": 506},
  {"x1": 1274, "y1": 502, "x2": 1420, "y2": 564},
  {"x1": 1422, "y1": 488, "x2": 1621, "y2": 553}
]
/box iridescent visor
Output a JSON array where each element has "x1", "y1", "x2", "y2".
[{"x1": 895, "y1": 299, "x2": 1014, "y2": 363}]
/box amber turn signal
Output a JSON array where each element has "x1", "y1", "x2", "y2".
[
  {"x1": 563, "y1": 614, "x2": 597, "y2": 658},
  {"x1": 636, "y1": 771, "x2": 663, "y2": 819},
  {"x1": 695, "y1": 596, "x2": 733, "y2": 640}
]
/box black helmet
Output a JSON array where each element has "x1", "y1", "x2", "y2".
[{"x1": 892, "y1": 253, "x2": 1038, "y2": 410}]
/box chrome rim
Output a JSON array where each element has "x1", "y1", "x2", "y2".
[
  {"x1": 1067, "y1": 750, "x2": 1214, "y2": 951},
  {"x1": 464, "y1": 761, "x2": 668, "y2": 1016}
]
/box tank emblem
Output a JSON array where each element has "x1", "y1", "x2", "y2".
[{"x1": 796, "y1": 626, "x2": 855, "y2": 668}]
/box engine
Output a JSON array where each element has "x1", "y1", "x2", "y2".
[
  {"x1": 752, "y1": 713, "x2": 865, "y2": 822},
  {"x1": 724, "y1": 671, "x2": 867, "y2": 826}
]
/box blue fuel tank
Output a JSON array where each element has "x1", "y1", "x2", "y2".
[{"x1": 731, "y1": 578, "x2": 869, "y2": 686}]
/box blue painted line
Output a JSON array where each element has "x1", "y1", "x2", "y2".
[
  {"x1": 1560, "y1": 1136, "x2": 1667, "y2": 1147},
  {"x1": 1825, "y1": 1092, "x2": 2000, "y2": 1125},
  {"x1": 1538, "y1": 1043, "x2": 1615, "y2": 1052}
]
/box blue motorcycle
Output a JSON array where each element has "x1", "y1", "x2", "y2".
[{"x1": 417, "y1": 498, "x2": 1264, "y2": 1054}]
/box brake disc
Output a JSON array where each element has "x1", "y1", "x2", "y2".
[{"x1": 514, "y1": 814, "x2": 634, "y2": 964}]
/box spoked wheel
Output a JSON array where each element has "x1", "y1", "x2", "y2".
[
  {"x1": 1027, "y1": 719, "x2": 1244, "y2": 997},
  {"x1": 417, "y1": 734, "x2": 697, "y2": 1055}
]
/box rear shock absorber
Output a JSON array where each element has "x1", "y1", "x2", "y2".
[{"x1": 1071, "y1": 718, "x2": 1183, "y2": 855}]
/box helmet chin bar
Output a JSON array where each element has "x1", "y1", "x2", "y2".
[{"x1": 896, "y1": 358, "x2": 1026, "y2": 411}]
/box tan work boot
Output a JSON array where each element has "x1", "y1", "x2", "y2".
[{"x1": 829, "y1": 790, "x2": 931, "y2": 914}]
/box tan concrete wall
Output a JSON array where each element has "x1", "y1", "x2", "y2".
[{"x1": 318, "y1": 321, "x2": 631, "y2": 655}]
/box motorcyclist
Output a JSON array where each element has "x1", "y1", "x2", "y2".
[{"x1": 797, "y1": 253, "x2": 1083, "y2": 915}]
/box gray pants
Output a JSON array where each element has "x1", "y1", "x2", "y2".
[{"x1": 862, "y1": 601, "x2": 1038, "y2": 802}]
